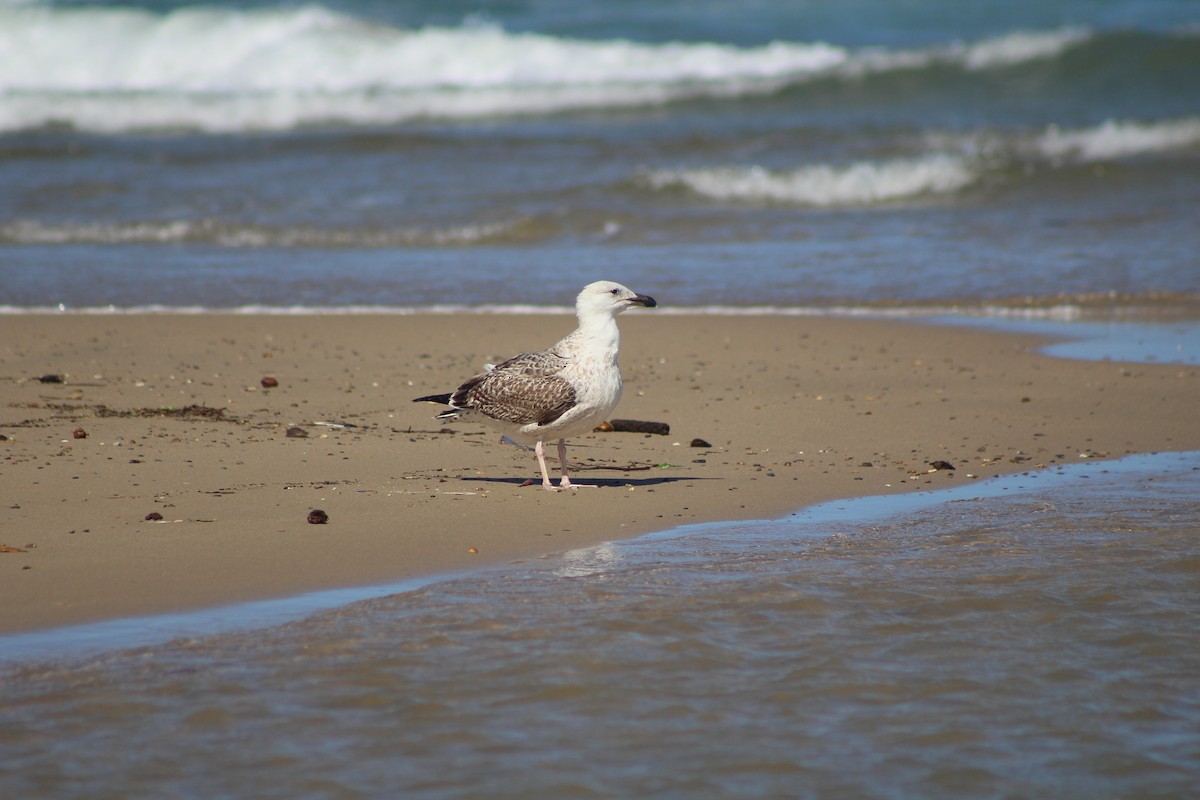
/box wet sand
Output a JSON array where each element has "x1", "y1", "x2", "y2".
[{"x1": 2, "y1": 313, "x2": 1197, "y2": 634}]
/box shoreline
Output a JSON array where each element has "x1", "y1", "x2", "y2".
[
  {"x1": 4, "y1": 295, "x2": 1199, "y2": 320},
  {"x1": 6, "y1": 448, "x2": 1195, "y2": 664},
  {"x1": 2, "y1": 313, "x2": 1198, "y2": 635}
]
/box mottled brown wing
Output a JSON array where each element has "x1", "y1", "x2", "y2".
[{"x1": 451, "y1": 351, "x2": 576, "y2": 426}]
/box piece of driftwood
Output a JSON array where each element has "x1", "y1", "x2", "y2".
[{"x1": 595, "y1": 419, "x2": 670, "y2": 435}]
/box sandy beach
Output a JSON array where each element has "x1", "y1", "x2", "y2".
[{"x1": 1, "y1": 313, "x2": 1196, "y2": 634}]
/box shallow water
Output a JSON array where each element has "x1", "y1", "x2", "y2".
[
  {"x1": 3, "y1": 452, "x2": 1198, "y2": 799},
  {"x1": 932, "y1": 316, "x2": 1200, "y2": 365}
]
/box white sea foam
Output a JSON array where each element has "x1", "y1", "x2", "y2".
[
  {"x1": 0, "y1": 303, "x2": 1092, "y2": 320},
  {"x1": 1035, "y1": 117, "x2": 1200, "y2": 161},
  {"x1": 656, "y1": 115, "x2": 1200, "y2": 207},
  {"x1": 928, "y1": 116, "x2": 1200, "y2": 167},
  {"x1": 0, "y1": 219, "x2": 520, "y2": 247},
  {"x1": 644, "y1": 154, "x2": 976, "y2": 206},
  {"x1": 957, "y1": 28, "x2": 1091, "y2": 70},
  {"x1": 0, "y1": 6, "x2": 846, "y2": 92},
  {"x1": 0, "y1": 4, "x2": 845, "y2": 132},
  {"x1": 0, "y1": 3, "x2": 1093, "y2": 132}
]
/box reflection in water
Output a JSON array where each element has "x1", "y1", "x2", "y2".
[{"x1": 2, "y1": 453, "x2": 1198, "y2": 798}]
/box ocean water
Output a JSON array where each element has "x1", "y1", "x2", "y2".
[
  {"x1": 3, "y1": 452, "x2": 1199, "y2": 798},
  {"x1": 0, "y1": 0, "x2": 1198, "y2": 312}
]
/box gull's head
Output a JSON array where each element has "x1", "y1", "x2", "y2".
[{"x1": 576, "y1": 281, "x2": 657, "y2": 318}]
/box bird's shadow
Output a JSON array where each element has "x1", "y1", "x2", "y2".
[{"x1": 461, "y1": 475, "x2": 715, "y2": 488}]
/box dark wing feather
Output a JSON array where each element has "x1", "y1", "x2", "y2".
[{"x1": 451, "y1": 351, "x2": 576, "y2": 426}]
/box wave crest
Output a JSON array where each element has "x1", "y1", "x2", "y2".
[
  {"x1": 643, "y1": 155, "x2": 976, "y2": 206},
  {"x1": 0, "y1": 218, "x2": 529, "y2": 248},
  {"x1": 1035, "y1": 117, "x2": 1200, "y2": 160},
  {"x1": 645, "y1": 116, "x2": 1200, "y2": 207},
  {"x1": 0, "y1": 3, "x2": 1106, "y2": 132}
]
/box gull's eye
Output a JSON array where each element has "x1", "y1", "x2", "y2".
[{"x1": 610, "y1": 288, "x2": 620, "y2": 295}]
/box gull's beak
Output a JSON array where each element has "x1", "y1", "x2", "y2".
[{"x1": 629, "y1": 294, "x2": 657, "y2": 308}]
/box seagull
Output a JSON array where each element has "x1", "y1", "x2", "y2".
[{"x1": 414, "y1": 280, "x2": 657, "y2": 491}]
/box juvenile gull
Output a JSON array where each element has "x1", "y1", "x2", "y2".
[{"x1": 414, "y1": 280, "x2": 657, "y2": 491}]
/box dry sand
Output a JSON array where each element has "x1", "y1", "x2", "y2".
[{"x1": 2, "y1": 313, "x2": 1197, "y2": 634}]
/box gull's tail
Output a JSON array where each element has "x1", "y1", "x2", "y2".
[
  {"x1": 413, "y1": 393, "x2": 460, "y2": 420},
  {"x1": 413, "y1": 393, "x2": 452, "y2": 405}
]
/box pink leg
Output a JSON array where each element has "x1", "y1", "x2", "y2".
[
  {"x1": 557, "y1": 438, "x2": 596, "y2": 489},
  {"x1": 534, "y1": 440, "x2": 557, "y2": 491}
]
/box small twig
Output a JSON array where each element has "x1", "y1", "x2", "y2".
[{"x1": 570, "y1": 462, "x2": 656, "y2": 472}]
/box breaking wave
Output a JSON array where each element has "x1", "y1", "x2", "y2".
[
  {"x1": 1034, "y1": 117, "x2": 1200, "y2": 161},
  {"x1": 0, "y1": 3, "x2": 1114, "y2": 133},
  {"x1": 644, "y1": 154, "x2": 975, "y2": 206},
  {"x1": 0, "y1": 218, "x2": 532, "y2": 248},
  {"x1": 643, "y1": 117, "x2": 1200, "y2": 206}
]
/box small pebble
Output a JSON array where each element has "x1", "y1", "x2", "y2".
[
  {"x1": 261, "y1": 376, "x2": 279, "y2": 388},
  {"x1": 73, "y1": 427, "x2": 88, "y2": 439},
  {"x1": 38, "y1": 374, "x2": 64, "y2": 384},
  {"x1": 307, "y1": 509, "x2": 329, "y2": 525},
  {"x1": 929, "y1": 460, "x2": 956, "y2": 471},
  {"x1": 285, "y1": 426, "x2": 309, "y2": 438},
  {"x1": 145, "y1": 512, "x2": 164, "y2": 521},
  {"x1": 690, "y1": 438, "x2": 712, "y2": 448}
]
